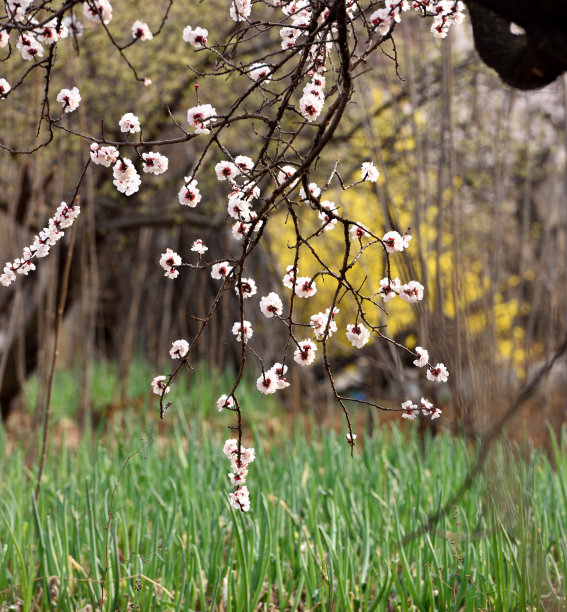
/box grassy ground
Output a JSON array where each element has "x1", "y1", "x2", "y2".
[{"x1": 0, "y1": 363, "x2": 566, "y2": 610}]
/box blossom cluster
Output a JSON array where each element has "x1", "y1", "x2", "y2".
[
  {"x1": 113, "y1": 158, "x2": 141, "y2": 196},
  {"x1": 89, "y1": 114, "x2": 171, "y2": 196},
  {"x1": 399, "y1": 346, "x2": 449, "y2": 422},
  {"x1": 311, "y1": 307, "x2": 339, "y2": 339},
  {"x1": 256, "y1": 362, "x2": 290, "y2": 394},
  {"x1": 229, "y1": 0, "x2": 252, "y2": 22},
  {"x1": 223, "y1": 439, "x2": 255, "y2": 511},
  {"x1": 401, "y1": 397, "x2": 442, "y2": 420},
  {"x1": 299, "y1": 74, "x2": 326, "y2": 122},
  {"x1": 1, "y1": 0, "x2": 116, "y2": 66},
  {"x1": 369, "y1": 0, "x2": 465, "y2": 40},
  {"x1": 151, "y1": 153, "x2": 444, "y2": 446},
  {"x1": 1, "y1": 202, "x2": 80, "y2": 286}
]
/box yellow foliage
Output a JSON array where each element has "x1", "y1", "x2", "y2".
[{"x1": 266, "y1": 84, "x2": 534, "y2": 366}]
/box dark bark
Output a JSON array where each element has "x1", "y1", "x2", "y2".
[{"x1": 465, "y1": 0, "x2": 567, "y2": 89}]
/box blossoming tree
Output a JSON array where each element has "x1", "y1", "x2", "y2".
[{"x1": 0, "y1": 0, "x2": 466, "y2": 511}]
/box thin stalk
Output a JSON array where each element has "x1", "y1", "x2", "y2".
[{"x1": 34, "y1": 221, "x2": 78, "y2": 500}]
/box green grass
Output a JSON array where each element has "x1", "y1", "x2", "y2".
[{"x1": 1, "y1": 363, "x2": 566, "y2": 610}]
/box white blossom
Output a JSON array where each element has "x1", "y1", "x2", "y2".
[
  {"x1": 159, "y1": 248, "x2": 181, "y2": 279},
  {"x1": 142, "y1": 152, "x2": 169, "y2": 175},
  {"x1": 90, "y1": 144, "x2": 118, "y2": 167},
  {"x1": 169, "y1": 339, "x2": 189, "y2": 359},
  {"x1": 16, "y1": 33, "x2": 43, "y2": 61},
  {"x1": 62, "y1": 15, "x2": 84, "y2": 37},
  {"x1": 382, "y1": 230, "x2": 404, "y2": 253},
  {"x1": 229, "y1": 486, "x2": 251, "y2": 511},
  {"x1": 234, "y1": 277, "x2": 257, "y2": 299},
  {"x1": 349, "y1": 223, "x2": 369, "y2": 240},
  {"x1": 0, "y1": 201, "x2": 80, "y2": 286},
  {"x1": 132, "y1": 20, "x2": 152, "y2": 41},
  {"x1": 83, "y1": 0, "x2": 113, "y2": 25},
  {"x1": 318, "y1": 200, "x2": 339, "y2": 230},
  {"x1": 311, "y1": 307, "x2": 339, "y2": 339},
  {"x1": 400, "y1": 280, "x2": 424, "y2": 303},
  {"x1": 401, "y1": 233, "x2": 412, "y2": 249},
  {"x1": 217, "y1": 394, "x2": 234, "y2": 411},
  {"x1": 269, "y1": 362, "x2": 290, "y2": 389},
  {"x1": 401, "y1": 400, "x2": 419, "y2": 420},
  {"x1": 179, "y1": 180, "x2": 202, "y2": 207},
  {"x1": 427, "y1": 363, "x2": 449, "y2": 383},
  {"x1": 151, "y1": 375, "x2": 170, "y2": 395},
  {"x1": 234, "y1": 155, "x2": 254, "y2": 173},
  {"x1": 299, "y1": 182, "x2": 321, "y2": 201},
  {"x1": 300, "y1": 93, "x2": 324, "y2": 122},
  {"x1": 413, "y1": 346, "x2": 429, "y2": 367},
  {"x1": 0, "y1": 30, "x2": 10, "y2": 48},
  {"x1": 277, "y1": 165, "x2": 298, "y2": 187},
  {"x1": 0, "y1": 78, "x2": 10, "y2": 99},
  {"x1": 295, "y1": 277, "x2": 317, "y2": 298},
  {"x1": 361, "y1": 161, "x2": 379, "y2": 182},
  {"x1": 248, "y1": 63, "x2": 271, "y2": 82},
  {"x1": 5, "y1": 0, "x2": 32, "y2": 21},
  {"x1": 259, "y1": 292, "x2": 283, "y2": 318},
  {"x1": 230, "y1": 0, "x2": 252, "y2": 21},
  {"x1": 257, "y1": 371, "x2": 278, "y2": 394},
  {"x1": 282, "y1": 265, "x2": 297, "y2": 289},
  {"x1": 112, "y1": 158, "x2": 141, "y2": 196},
  {"x1": 346, "y1": 323, "x2": 371, "y2": 348},
  {"x1": 183, "y1": 25, "x2": 208, "y2": 48},
  {"x1": 293, "y1": 339, "x2": 317, "y2": 366},
  {"x1": 57, "y1": 87, "x2": 81, "y2": 113},
  {"x1": 187, "y1": 104, "x2": 217, "y2": 134},
  {"x1": 378, "y1": 276, "x2": 401, "y2": 302},
  {"x1": 232, "y1": 320, "x2": 253, "y2": 343},
  {"x1": 119, "y1": 113, "x2": 141, "y2": 134},
  {"x1": 211, "y1": 262, "x2": 233, "y2": 279},
  {"x1": 37, "y1": 19, "x2": 61, "y2": 45},
  {"x1": 215, "y1": 161, "x2": 240, "y2": 181},
  {"x1": 191, "y1": 239, "x2": 208, "y2": 255}
]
